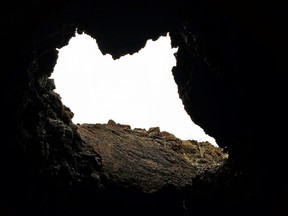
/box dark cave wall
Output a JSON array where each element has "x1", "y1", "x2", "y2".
[
  {"x1": 1, "y1": 0, "x2": 287, "y2": 215},
  {"x1": 171, "y1": 4, "x2": 288, "y2": 213}
]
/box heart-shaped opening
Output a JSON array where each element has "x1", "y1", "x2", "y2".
[{"x1": 51, "y1": 32, "x2": 217, "y2": 146}]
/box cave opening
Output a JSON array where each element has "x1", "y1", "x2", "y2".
[{"x1": 50, "y1": 32, "x2": 217, "y2": 146}]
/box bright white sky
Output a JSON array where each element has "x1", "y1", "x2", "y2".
[{"x1": 51, "y1": 32, "x2": 217, "y2": 146}]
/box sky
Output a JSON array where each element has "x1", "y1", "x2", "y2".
[{"x1": 51, "y1": 32, "x2": 217, "y2": 146}]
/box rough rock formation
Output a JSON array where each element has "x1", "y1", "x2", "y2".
[
  {"x1": 77, "y1": 121, "x2": 226, "y2": 194},
  {"x1": 1, "y1": 1, "x2": 287, "y2": 216}
]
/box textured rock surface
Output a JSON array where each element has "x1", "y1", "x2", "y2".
[
  {"x1": 77, "y1": 121, "x2": 226, "y2": 193},
  {"x1": 1, "y1": 1, "x2": 287, "y2": 215}
]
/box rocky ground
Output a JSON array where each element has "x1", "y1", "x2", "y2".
[{"x1": 77, "y1": 119, "x2": 228, "y2": 194}]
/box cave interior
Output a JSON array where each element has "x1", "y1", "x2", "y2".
[{"x1": 1, "y1": 0, "x2": 287, "y2": 215}]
